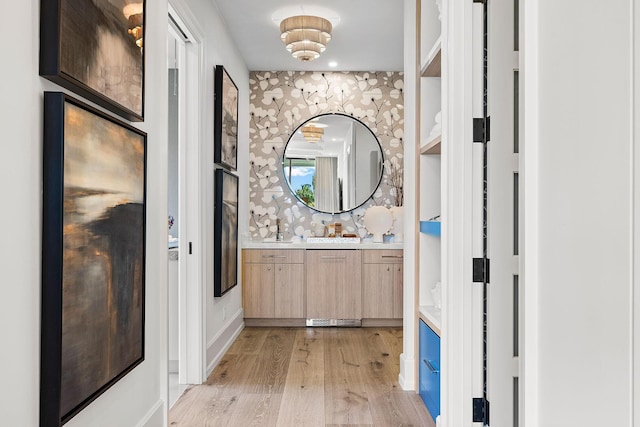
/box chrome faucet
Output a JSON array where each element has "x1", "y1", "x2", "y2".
[{"x1": 276, "y1": 218, "x2": 283, "y2": 241}]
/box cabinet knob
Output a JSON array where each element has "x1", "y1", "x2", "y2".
[
  {"x1": 267, "y1": 267, "x2": 271, "y2": 271},
  {"x1": 387, "y1": 267, "x2": 390, "y2": 271},
  {"x1": 278, "y1": 266, "x2": 282, "y2": 271},
  {"x1": 397, "y1": 267, "x2": 401, "y2": 272}
]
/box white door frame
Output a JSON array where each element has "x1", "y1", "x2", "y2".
[
  {"x1": 168, "y1": 2, "x2": 206, "y2": 385},
  {"x1": 440, "y1": 0, "x2": 476, "y2": 425}
]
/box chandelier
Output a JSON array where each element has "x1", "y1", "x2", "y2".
[
  {"x1": 301, "y1": 125, "x2": 324, "y2": 143},
  {"x1": 280, "y1": 15, "x2": 332, "y2": 62}
]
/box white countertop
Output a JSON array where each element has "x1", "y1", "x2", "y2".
[{"x1": 243, "y1": 240, "x2": 404, "y2": 250}]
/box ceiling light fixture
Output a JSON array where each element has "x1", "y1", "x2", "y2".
[
  {"x1": 280, "y1": 15, "x2": 332, "y2": 62},
  {"x1": 123, "y1": 3, "x2": 144, "y2": 51},
  {"x1": 301, "y1": 124, "x2": 324, "y2": 143}
]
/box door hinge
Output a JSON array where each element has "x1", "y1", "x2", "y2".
[
  {"x1": 473, "y1": 116, "x2": 491, "y2": 143},
  {"x1": 473, "y1": 258, "x2": 490, "y2": 283},
  {"x1": 473, "y1": 397, "x2": 490, "y2": 424}
]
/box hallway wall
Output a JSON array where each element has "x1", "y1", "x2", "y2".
[
  {"x1": 524, "y1": 1, "x2": 637, "y2": 425},
  {"x1": 0, "y1": 0, "x2": 248, "y2": 425},
  {"x1": 0, "y1": 0, "x2": 169, "y2": 425}
]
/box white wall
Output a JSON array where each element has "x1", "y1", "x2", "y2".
[
  {"x1": 168, "y1": 0, "x2": 248, "y2": 376},
  {"x1": 524, "y1": 1, "x2": 636, "y2": 425},
  {"x1": 0, "y1": 0, "x2": 169, "y2": 425},
  {"x1": 0, "y1": 0, "x2": 248, "y2": 424}
]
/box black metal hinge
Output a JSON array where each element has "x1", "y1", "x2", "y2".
[
  {"x1": 473, "y1": 258, "x2": 490, "y2": 283},
  {"x1": 473, "y1": 397, "x2": 490, "y2": 424},
  {"x1": 473, "y1": 116, "x2": 491, "y2": 143}
]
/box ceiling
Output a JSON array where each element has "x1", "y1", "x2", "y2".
[{"x1": 213, "y1": 0, "x2": 404, "y2": 72}]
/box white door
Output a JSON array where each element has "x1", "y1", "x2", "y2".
[{"x1": 483, "y1": 0, "x2": 522, "y2": 425}]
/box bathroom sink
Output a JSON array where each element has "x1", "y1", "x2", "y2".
[
  {"x1": 261, "y1": 238, "x2": 294, "y2": 243},
  {"x1": 306, "y1": 237, "x2": 361, "y2": 244}
]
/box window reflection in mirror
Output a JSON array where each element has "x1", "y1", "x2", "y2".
[{"x1": 283, "y1": 113, "x2": 383, "y2": 214}]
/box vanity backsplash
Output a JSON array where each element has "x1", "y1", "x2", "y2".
[{"x1": 249, "y1": 71, "x2": 404, "y2": 240}]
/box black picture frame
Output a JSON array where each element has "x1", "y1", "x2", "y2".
[
  {"x1": 214, "y1": 169, "x2": 239, "y2": 297},
  {"x1": 40, "y1": 0, "x2": 146, "y2": 122},
  {"x1": 41, "y1": 92, "x2": 146, "y2": 426},
  {"x1": 214, "y1": 65, "x2": 238, "y2": 170}
]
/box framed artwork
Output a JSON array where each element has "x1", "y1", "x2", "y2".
[
  {"x1": 41, "y1": 92, "x2": 146, "y2": 426},
  {"x1": 214, "y1": 169, "x2": 239, "y2": 297},
  {"x1": 40, "y1": 0, "x2": 146, "y2": 121},
  {"x1": 214, "y1": 65, "x2": 238, "y2": 170}
]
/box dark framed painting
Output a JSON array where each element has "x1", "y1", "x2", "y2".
[
  {"x1": 214, "y1": 169, "x2": 239, "y2": 297},
  {"x1": 214, "y1": 65, "x2": 238, "y2": 170},
  {"x1": 41, "y1": 92, "x2": 146, "y2": 426},
  {"x1": 40, "y1": 0, "x2": 146, "y2": 122}
]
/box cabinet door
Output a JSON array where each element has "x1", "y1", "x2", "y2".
[
  {"x1": 242, "y1": 263, "x2": 275, "y2": 318},
  {"x1": 306, "y1": 250, "x2": 362, "y2": 319},
  {"x1": 363, "y1": 263, "x2": 395, "y2": 318},
  {"x1": 419, "y1": 320, "x2": 441, "y2": 421},
  {"x1": 393, "y1": 263, "x2": 403, "y2": 318},
  {"x1": 274, "y1": 263, "x2": 304, "y2": 318}
]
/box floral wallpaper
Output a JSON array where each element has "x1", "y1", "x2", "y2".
[{"x1": 249, "y1": 71, "x2": 404, "y2": 240}]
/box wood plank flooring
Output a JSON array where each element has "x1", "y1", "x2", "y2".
[{"x1": 169, "y1": 328, "x2": 434, "y2": 427}]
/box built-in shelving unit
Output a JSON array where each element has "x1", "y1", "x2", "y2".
[{"x1": 416, "y1": 0, "x2": 444, "y2": 422}]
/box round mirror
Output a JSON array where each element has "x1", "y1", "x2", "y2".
[{"x1": 282, "y1": 113, "x2": 384, "y2": 214}]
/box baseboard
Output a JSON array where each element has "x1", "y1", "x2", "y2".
[
  {"x1": 206, "y1": 308, "x2": 244, "y2": 377},
  {"x1": 244, "y1": 318, "x2": 306, "y2": 327},
  {"x1": 243, "y1": 318, "x2": 403, "y2": 327},
  {"x1": 136, "y1": 399, "x2": 164, "y2": 427},
  {"x1": 361, "y1": 318, "x2": 403, "y2": 327},
  {"x1": 398, "y1": 352, "x2": 416, "y2": 391}
]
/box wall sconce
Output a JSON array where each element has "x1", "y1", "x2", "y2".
[{"x1": 123, "y1": 3, "x2": 143, "y2": 51}]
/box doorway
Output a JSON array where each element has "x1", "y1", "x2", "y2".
[
  {"x1": 167, "y1": 14, "x2": 188, "y2": 407},
  {"x1": 167, "y1": 5, "x2": 205, "y2": 407}
]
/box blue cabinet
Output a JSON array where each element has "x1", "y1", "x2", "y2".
[{"x1": 419, "y1": 319, "x2": 440, "y2": 421}]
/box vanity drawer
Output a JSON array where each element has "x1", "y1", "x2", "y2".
[
  {"x1": 243, "y1": 249, "x2": 304, "y2": 264},
  {"x1": 362, "y1": 249, "x2": 404, "y2": 264}
]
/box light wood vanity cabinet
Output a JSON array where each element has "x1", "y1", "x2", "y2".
[
  {"x1": 242, "y1": 249, "x2": 304, "y2": 319},
  {"x1": 362, "y1": 250, "x2": 404, "y2": 319},
  {"x1": 306, "y1": 250, "x2": 362, "y2": 320},
  {"x1": 242, "y1": 247, "x2": 402, "y2": 325}
]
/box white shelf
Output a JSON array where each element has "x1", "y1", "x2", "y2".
[
  {"x1": 419, "y1": 305, "x2": 441, "y2": 336},
  {"x1": 420, "y1": 133, "x2": 442, "y2": 155},
  {"x1": 420, "y1": 36, "x2": 442, "y2": 77}
]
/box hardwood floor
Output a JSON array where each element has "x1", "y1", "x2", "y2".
[{"x1": 169, "y1": 328, "x2": 434, "y2": 427}]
